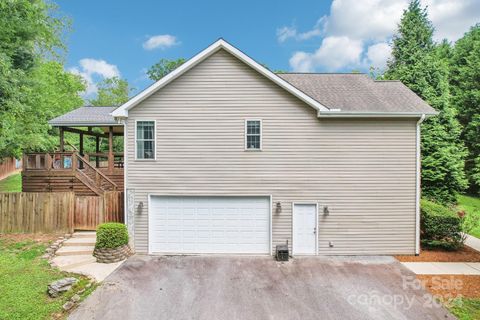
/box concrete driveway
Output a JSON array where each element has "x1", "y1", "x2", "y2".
[{"x1": 70, "y1": 255, "x2": 454, "y2": 320}]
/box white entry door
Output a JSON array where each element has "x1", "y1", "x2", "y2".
[
  {"x1": 293, "y1": 203, "x2": 317, "y2": 255},
  {"x1": 149, "y1": 196, "x2": 270, "y2": 254}
]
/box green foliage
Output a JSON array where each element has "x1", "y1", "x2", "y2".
[
  {"x1": 448, "y1": 298, "x2": 480, "y2": 320},
  {"x1": 16, "y1": 61, "x2": 85, "y2": 155},
  {"x1": 0, "y1": 173, "x2": 21, "y2": 192},
  {"x1": 0, "y1": 237, "x2": 94, "y2": 320},
  {"x1": 420, "y1": 199, "x2": 462, "y2": 250},
  {"x1": 450, "y1": 24, "x2": 480, "y2": 194},
  {"x1": 95, "y1": 223, "x2": 129, "y2": 249},
  {"x1": 147, "y1": 58, "x2": 185, "y2": 81},
  {"x1": 0, "y1": 0, "x2": 83, "y2": 158},
  {"x1": 457, "y1": 195, "x2": 480, "y2": 238},
  {"x1": 89, "y1": 76, "x2": 133, "y2": 106},
  {"x1": 384, "y1": 0, "x2": 467, "y2": 204}
]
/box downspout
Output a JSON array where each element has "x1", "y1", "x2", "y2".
[{"x1": 415, "y1": 114, "x2": 426, "y2": 255}]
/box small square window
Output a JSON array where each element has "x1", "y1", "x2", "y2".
[{"x1": 245, "y1": 120, "x2": 261, "y2": 150}]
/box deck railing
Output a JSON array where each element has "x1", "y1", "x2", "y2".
[
  {"x1": 23, "y1": 151, "x2": 122, "y2": 195},
  {"x1": 23, "y1": 152, "x2": 74, "y2": 171},
  {"x1": 23, "y1": 151, "x2": 124, "y2": 171}
]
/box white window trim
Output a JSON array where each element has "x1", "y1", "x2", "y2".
[
  {"x1": 134, "y1": 119, "x2": 157, "y2": 161},
  {"x1": 244, "y1": 119, "x2": 262, "y2": 151}
]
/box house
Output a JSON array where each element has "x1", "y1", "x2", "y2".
[{"x1": 46, "y1": 39, "x2": 438, "y2": 255}]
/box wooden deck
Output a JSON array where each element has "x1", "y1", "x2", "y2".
[{"x1": 22, "y1": 152, "x2": 124, "y2": 196}]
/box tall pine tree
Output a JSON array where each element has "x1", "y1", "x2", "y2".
[
  {"x1": 450, "y1": 24, "x2": 480, "y2": 194},
  {"x1": 384, "y1": 0, "x2": 467, "y2": 204}
]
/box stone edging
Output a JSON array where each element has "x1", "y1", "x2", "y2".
[
  {"x1": 43, "y1": 233, "x2": 72, "y2": 263},
  {"x1": 93, "y1": 244, "x2": 132, "y2": 263}
]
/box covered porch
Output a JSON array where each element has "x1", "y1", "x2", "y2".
[{"x1": 22, "y1": 107, "x2": 124, "y2": 196}]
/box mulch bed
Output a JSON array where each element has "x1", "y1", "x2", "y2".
[
  {"x1": 417, "y1": 275, "x2": 480, "y2": 299},
  {"x1": 396, "y1": 245, "x2": 480, "y2": 262},
  {"x1": 0, "y1": 233, "x2": 60, "y2": 245}
]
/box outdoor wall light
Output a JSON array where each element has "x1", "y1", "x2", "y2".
[
  {"x1": 323, "y1": 206, "x2": 329, "y2": 216},
  {"x1": 137, "y1": 201, "x2": 144, "y2": 214},
  {"x1": 275, "y1": 202, "x2": 282, "y2": 214}
]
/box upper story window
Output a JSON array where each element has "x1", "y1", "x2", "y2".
[
  {"x1": 245, "y1": 119, "x2": 262, "y2": 150},
  {"x1": 136, "y1": 121, "x2": 155, "y2": 160}
]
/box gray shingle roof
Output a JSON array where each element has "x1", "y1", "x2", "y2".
[
  {"x1": 49, "y1": 106, "x2": 119, "y2": 126},
  {"x1": 277, "y1": 73, "x2": 437, "y2": 114}
]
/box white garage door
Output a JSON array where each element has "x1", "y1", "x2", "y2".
[{"x1": 149, "y1": 196, "x2": 270, "y2": 254}]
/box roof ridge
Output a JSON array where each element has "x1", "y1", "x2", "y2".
[
  {"x1": 83, "y1": 105, "x2": 117, "y2": 108},
  {"x1": 277, "y1": 72, "x2": 367, "y2": 75}
]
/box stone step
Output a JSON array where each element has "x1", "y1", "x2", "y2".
[
  {"x1": 51, "y1": 255, "x2": 96, "y2": 270},
  {"x1": 63, "y1": 238, "x2": 96, "y2": 247},
  {"x1": 56, "y1": 246, "x2": 94, "y2": 256},
  {"x1": 72, "y1": 231, "x2": 96, "y2": 238}
]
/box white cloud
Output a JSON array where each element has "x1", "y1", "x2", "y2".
[
  {"x1": 69, "y1": 59, "x2": 120, "y2": 96},
  {"x1": 321, "y1": 0, "x2": 406, "y2": 42},
  {"x1": 365, "y1": 42, "x2": 392, "y2": 70},
  {"x1": 277, "y1": 26, "x2": 298, "y2": 43},
  {"x1": 142, "y1": 34, "x2": 179, "y2": 50},
  {"x1": 424, "y1": 0, "x2": 480, "y2": 41},
  {"x1": 290, "y1": 36, "x2": 363, "y2": 72},
  {"x1": 282, "y1": 0, "x2": 480, "y2": 71}
]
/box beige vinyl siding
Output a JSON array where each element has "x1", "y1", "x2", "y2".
[{"x1": 126, "y1": 49, "x2": 416, "y2": 255}]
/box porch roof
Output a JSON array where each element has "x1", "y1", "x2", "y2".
[{"x1": 49, "y1": 106, "x2": 121, "y2": 127}]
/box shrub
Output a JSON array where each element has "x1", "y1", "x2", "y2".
[
  {"x1": 421, "y1": 199, "x2": 462, "y2": 251},
  {"x1": 95, "y1": 223, "x2": 129, "y2": 249}
]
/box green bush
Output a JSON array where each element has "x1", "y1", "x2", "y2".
[
  {"x1": 421, "y1": 199, "x2": 462, "y2": 251},
  {"x1": 95, "y1": 223, "x2": 128, "y2": 249}
]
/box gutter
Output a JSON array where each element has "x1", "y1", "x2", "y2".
[
  {"x1": 415, "y1": 114, "x2": 426, "y2": 255},
  {"x1": 48, "y1": 122, "x2": 123, "y2": 127},
  {"x1": 317, "y1": 111, "x2": 438, "y2": 118}
]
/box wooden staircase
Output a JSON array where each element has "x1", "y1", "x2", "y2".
[{"x1": 73, "y1": 153, "x2": 117, "y2": 196}]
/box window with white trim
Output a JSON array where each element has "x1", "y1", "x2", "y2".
[
  {"x1": 136, "y1": 121, "x2": 155, "y2": 159},
  {"x1": 245, "y1": 120, "x2": 262, "y2": 150}
]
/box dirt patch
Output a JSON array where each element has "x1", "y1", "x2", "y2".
[
  {"x1": 0, "y1": 233, "x2": 60, "y2": 245},
  {"x1": 396, "y1": 245, "x2": 480, "y2": 262},
  {"x1": 417, "y1": 275, "x2": 480, "y2": 299}
]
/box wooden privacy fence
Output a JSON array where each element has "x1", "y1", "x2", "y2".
[
  {"x1": 0, "y1": 157, "x2": 18, "y2": 180},
  {"x1": 0, "y1": 192, "x2": 74, "y2": 233},
  {"x1": 0, "y1": 191, "x2": 124, "y2": 233},
  {"x1": 74, "y1": 191, "x2": 124, "y2": 230}
]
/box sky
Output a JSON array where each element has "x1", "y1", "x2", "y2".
[{"x1": 55, "y1": 0, "x2": 480, "y2": 97}]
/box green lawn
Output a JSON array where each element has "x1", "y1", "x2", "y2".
[
  {"x1": 449, "y1": 298, "x2": 480, "y2": 320},
  {"x1": 0, "y1": 237, "x2": 96, "y2": 320},
  {"x1": 0, "y1": 172, "x2": 22, "y2": 192},
  {"x1": 457, "y1": 194, "x2": 480, "y2": 238}
]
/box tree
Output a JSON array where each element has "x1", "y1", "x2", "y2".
[
  {"x1": 0, "y1": 0, "x2": 69, "y2": 158},
  {"x1": 384, "y1": 0, "x2": 468, "y2": 204},
  {"x1": 450, "y1": 25, "x2": 480, "y2": 193},
  {"x1": 147, "y1": 58, "x2": 185, "y2": 81},
  {"x1": 89, "y1": 77, "x2": 133, "y2": 106},
  {"x1": 17, "y1": 61, "x2": 85, "y2": 154}
]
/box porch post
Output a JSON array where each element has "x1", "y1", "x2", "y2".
[
  {"x1": 79, "y1": 132, "x2": 84, "y2": 169},
  {"x1": 108, "y1": 126, "x2": 114, "y2": 174},
  {"x1": 79, "y1": 132, "x2": 84, "y2": 156},
  {"x1": 59, "y1": 127, "x2": 65, "y2": 169},
  {"x1": 59, "y1": 127, "x2": 64, "y2": 152},
  {"x1": 95, "y1": 136, "x2": 100, "y2": 168}
]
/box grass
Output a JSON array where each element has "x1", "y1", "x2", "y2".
[
  {"x1": 0, "y1": 172, "x2": 22, "y2": 192},
  {"x1": 448, "y1": 298, "x2": 480, "y2": 320},
  {"x1": 0, "y1": 236, "x2": 96, "y2": 320},
  {"x1": 457, "y1": 194, "x2": 480, "y2": 238}
]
